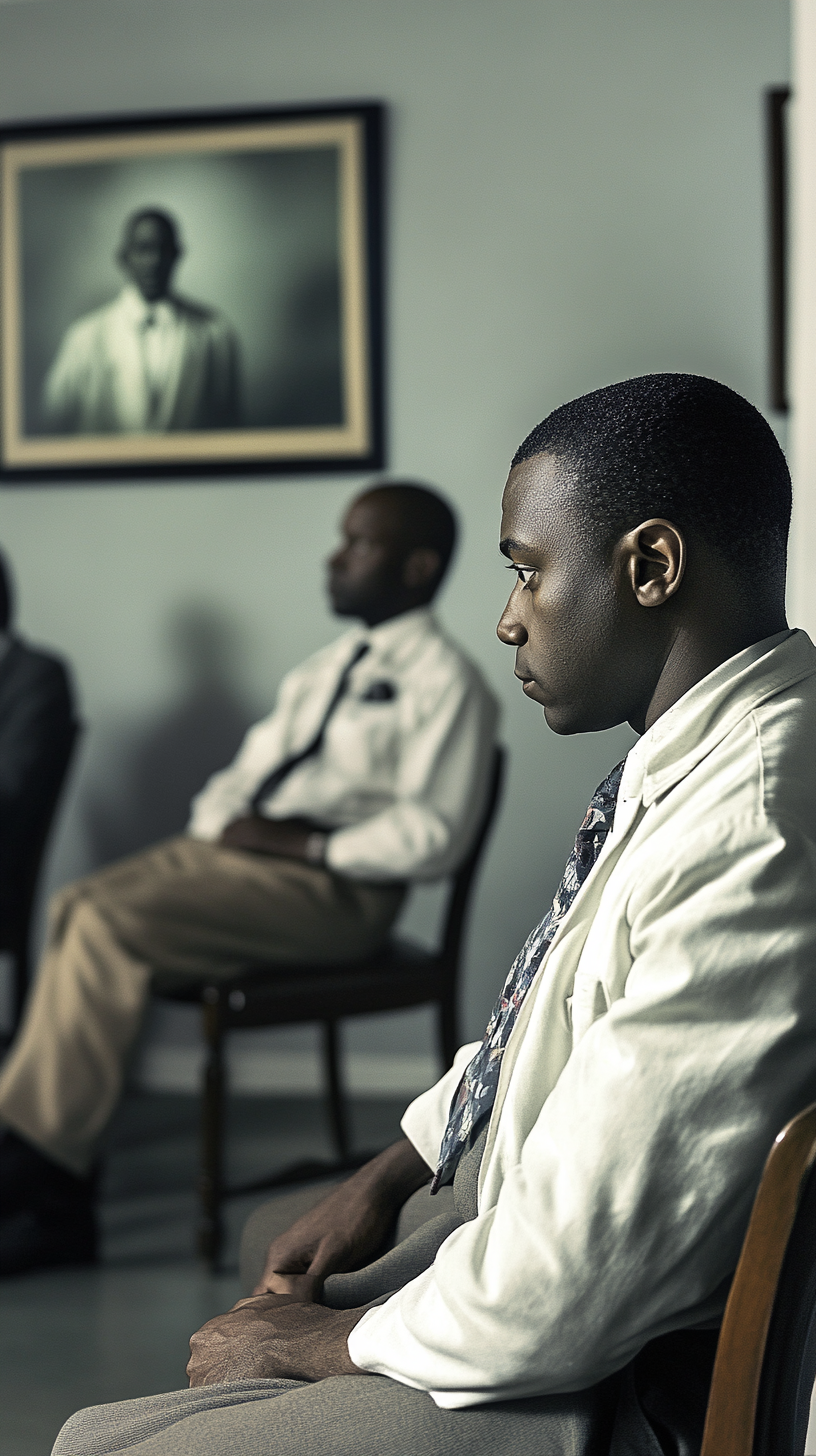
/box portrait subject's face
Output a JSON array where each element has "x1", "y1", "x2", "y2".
[
  {"x1": 120, "y1": 217, "x2": 179, "y2": 302},
  {"x1": 497, "y1": 453, "x2": 643, "y2": 735}
]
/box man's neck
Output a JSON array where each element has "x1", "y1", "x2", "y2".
[
  {"x1": 638, "y1": 613, "x2": 789, "y2": 734},
  {"x1": 357, "y1": 599, "x2": 432, "y2": 630}
]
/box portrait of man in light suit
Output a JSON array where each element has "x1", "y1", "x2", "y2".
[{"x1": 42, "y1": 208, "x2": 241, "y2": 434}]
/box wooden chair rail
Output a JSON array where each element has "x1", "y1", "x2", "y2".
[{"x1": 700, "y1": 1103, "x2": 816, "y2": 1456}]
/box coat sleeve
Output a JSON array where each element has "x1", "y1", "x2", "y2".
[
  {"x1": 349, "y1": 810, "x2": 816, "y2": 1406},
  {"x1": 400, "y1": 1042, "x2": 483, "y2": 1170}
]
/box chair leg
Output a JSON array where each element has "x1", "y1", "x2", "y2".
[
  {"x1": 322, "y1": 1020, "x2": 350, "y2": 1162},
  {"x1": 199, "y1": 990, "x2": 225, "y2": 1270},
  {"x1": 439, "y1": 990, "x2": 458, "y2": 1070}
]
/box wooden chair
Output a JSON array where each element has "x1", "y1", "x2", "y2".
[
  {"x1": 154, "y1": 745, "x2": 505, "y2": 1266},
  {"x1": 1, "y1": 719, "x2": 79, "y2": 1035},
  {"x1": 700, "y1": 1100, "x2": 816, "y2": 1456}
]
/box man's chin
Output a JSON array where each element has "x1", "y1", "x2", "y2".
[{"x1": 328, "y1": 596, "x2": 358, "y2": 618}]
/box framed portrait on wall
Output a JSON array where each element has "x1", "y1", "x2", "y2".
[{"x1": 0, "y1": 103, "x2": 385, "y2": 481}]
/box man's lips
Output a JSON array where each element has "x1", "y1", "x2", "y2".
[{"x1": 514, "y1": 669, "x2": 537, "y2": 695}]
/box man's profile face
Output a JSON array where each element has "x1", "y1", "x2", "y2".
[
  {"x1": 497, "y1": 453, "x2": 648, "y2": 735},
  {"x1": 120, "y1": 217, "x2": 178, "y2": 303},
  {"x1": 327, "y1": 493, "x2": 408, "y2": 621}
]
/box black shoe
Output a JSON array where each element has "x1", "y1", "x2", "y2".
[
  {"x1": 0, "y1": 1199, "x2": 97, "y2": 1276},
  {"x1": 0, "y1": 1130, "x2": 96, "y2": 1219}
]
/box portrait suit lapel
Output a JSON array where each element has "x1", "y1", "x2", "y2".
[
  {"x1": 156, "y1": 299, "x2": 192, "y2": 429},
  {"x1": 166, "y1": 301, "x2": 210, "y2": 429}
]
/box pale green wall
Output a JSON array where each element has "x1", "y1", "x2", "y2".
[{"x1": 0, "y1": 0, "x2": 789, "y2": 1058}]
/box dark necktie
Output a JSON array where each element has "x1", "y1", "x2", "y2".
[
  {"x1": 430, "y1": 757, "x2": 626, "y2": 1193},
  {"x1": 249, "y1": 641, "x2": 370, "y2": 814}
]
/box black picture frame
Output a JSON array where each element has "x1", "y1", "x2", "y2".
[
  {"x1": 767, "y1": 86, "x2": 790, "y2": 414},
  {"x1": 0, "y1": 102, "x2": 385, "y2": 482}
]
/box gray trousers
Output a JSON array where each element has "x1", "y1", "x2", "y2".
[{"x1": 52, "y1": 1136, "x2": 716, "y2": 1456}]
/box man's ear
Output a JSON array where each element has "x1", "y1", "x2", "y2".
[
  {"x1": 619, "y1": 519, "x2": 686, "y2": 608},
  {"x1": 403, "y1": 547, "x2": 442, "y2": 591}
]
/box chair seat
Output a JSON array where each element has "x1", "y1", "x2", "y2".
[
  {"x1": 151, "y1": 745, "x2": 505, "y2": 1267},
  {"x1": 153, "y1": 936, "x2": 446, "y2": 1029}
]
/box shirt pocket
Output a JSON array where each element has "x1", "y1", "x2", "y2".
[{"x1": 326, "y1": 697, "x2": 402, "y2": 777}]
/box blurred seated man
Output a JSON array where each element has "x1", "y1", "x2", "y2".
[
  {"x1": 52, "y1": 376, "x2": 816, "y2": 1456},
  {"x1": 0, "y1": 481, "x2": 498, "y2": 1276},
  {"x1": 0, "y1": 551, "x2": 76, "y2": 999},
  {"x1": 43, "y1": 208, "x2": 240, "y2": 434}
]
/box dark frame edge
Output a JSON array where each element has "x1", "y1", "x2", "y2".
[
  {"x1": 767, "y1": 86, "x2": 791, "y2": 415},
  {"x1": 0, "y1": 99, "x2": 387, "y2": 485}
]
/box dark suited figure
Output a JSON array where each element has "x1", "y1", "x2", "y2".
[{"x1": 0, "y1": 550, "x2": 76, "y2": 1010}]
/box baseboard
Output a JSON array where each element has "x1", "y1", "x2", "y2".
[{"x1": 133, "y1": 1044, "x2": 439, "y2": 1097}]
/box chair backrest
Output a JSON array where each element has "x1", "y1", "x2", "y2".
[
  {"x1": 438, "y1": 744, "x2": 505, "y2": 966},
  {"x1": 700, "y1": 1101, "x2": 816, "y2": 1456}
]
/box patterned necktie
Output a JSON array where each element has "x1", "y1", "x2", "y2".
[
  {"x1": 430, "y1": 757, "x2": 626, "y2": 1193},
  {"x1": 249, "y1": 641, "x2": 370, "y2": 813}
]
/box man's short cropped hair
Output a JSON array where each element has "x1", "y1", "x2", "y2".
[
  {"x1": 368, "y1": 480, "x2": 458, "y2": 579},
  {"x1": 512, "y1": 374, "x2": 792, "y2": 593}
]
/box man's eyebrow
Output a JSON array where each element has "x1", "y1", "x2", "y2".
[{"x1": 499, "y1": 536, "x2": 534, "y2": 559}]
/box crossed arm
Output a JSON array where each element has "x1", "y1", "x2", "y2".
[
  {"x1": 218, "y1": 814, "x2": 319, "y2": 862},
  {"x1": 187, "y1": 1138, "x2": 433, "y2": 1387}
]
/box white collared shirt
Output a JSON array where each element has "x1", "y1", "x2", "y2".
[
  {"x1": 350, "y1": 629, "x2": 816, "y2": 1404},
  {"x1": 188, "y1": 608, "x2": 499, "y2": 881},
  {"x1": 43, "y1": 285, "x2": 238, "y2": 433}
]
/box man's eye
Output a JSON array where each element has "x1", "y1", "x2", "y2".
[{"x1": 506, "y1": 564, "x2": 536, "y2": 586}]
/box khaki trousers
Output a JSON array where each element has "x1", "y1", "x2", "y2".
[{"x1": 0, "y1": 836, "x2": 404, "y2": 1175}]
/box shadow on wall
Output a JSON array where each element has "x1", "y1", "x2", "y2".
[{"x1": 85, "y1": 603, "x2": 258, "y2": 865}]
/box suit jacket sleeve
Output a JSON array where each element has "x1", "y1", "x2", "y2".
[{"x1": 0, "y1": 646, "x2": 76, "y2": 849}]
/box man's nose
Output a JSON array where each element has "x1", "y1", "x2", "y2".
[{"x1": 497, "y1": 610, "x2": 528, "y2": 646}]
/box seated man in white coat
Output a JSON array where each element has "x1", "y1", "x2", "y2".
[
  {"x1": 54, "y1": 374, "x2": 816, "y2": 1456},
  {"x1": 0, "y1": 480, "x2": 498, "y2": 1277}
]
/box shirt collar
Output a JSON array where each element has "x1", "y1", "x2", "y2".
[
  {"x1": 363, "y1": 605, "x2": 435, "y2": 652},
  {"x1": 332, "y1": 606, "x2": 436, "y2": 670},
  {"x1": 622, "y1": 627, "x2": 815, "y2": 807},
  {"x1": 118, "y1": 284, "x2": 174, "y2": 325}
]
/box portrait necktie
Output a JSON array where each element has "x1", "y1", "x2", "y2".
[
  {"x1": 140, "y1": 311, "x2": 163, "y2": 428},
  {"x1": 249, "y1": 640, "x2": 370, "y2": 813},
  {"x1": 431, "y1": 757, "x2": 626, "y2": 1193}
]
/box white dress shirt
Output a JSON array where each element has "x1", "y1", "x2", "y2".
[
  {"x1": 188, "y1": 608, "x2": 499, "y2": 882},
  {"x1": 349, "y1": 628, "x2": 816, "y2": 1405},
  {"x1": 43, "y1": 285, "x2": 239, "y2": 433}
]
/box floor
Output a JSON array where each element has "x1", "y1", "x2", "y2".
[{"x1": 0, "y1": 1089, "x2": 406, "y2": 1456}]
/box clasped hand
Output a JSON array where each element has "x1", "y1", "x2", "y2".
[
  {"x1": 219, "y1": 815, "x2": 314, "y2": 859},
  {"x1": 187, "y1": 1141, "x2": 432, "y2": 1389},
  {"x1": 187, "y1": 1279, "x2": 366, "y2": 1388}
]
